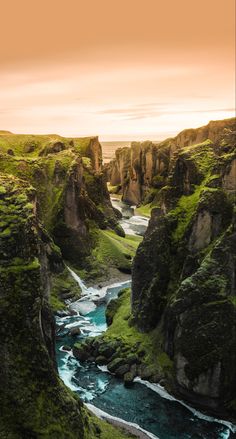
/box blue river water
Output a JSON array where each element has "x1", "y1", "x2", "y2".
[{"x1": 56, "y1": 278, "x2": 236, "y2": 439}]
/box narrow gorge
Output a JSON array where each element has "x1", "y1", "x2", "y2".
[{"x1": 0, "y1": 118, "x2": 236, "y2": 439}]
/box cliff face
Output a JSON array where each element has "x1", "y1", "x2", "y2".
[
  {"x1": 131, "y1": 118, "x2": 236, "y2": 413},
  {"x1": 0, "y1": 174, "x2": 85, "y2": 438},
  {"x1": 106, "y1": 118, "x2": 236, "y2": 205},
  {"x1": 106, "y1": 141, "x2": 169, "y2": 205},
  {"x1": 0, "y1": 133, "x2": 122, "y2": 269}
]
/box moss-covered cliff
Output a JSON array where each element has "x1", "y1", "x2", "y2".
[
  {"x1": 131, "y1": 118, "x2": 236, "y2": 415},
  {"x1": 0, "y1": 133, "x2": 121, "y2": 266},
  {"x1": 0, "y1": 173, "x2": 138, "y2": 439},
  {"x1": 0, "y1": 174, "x2": 86, "y2": 437}
]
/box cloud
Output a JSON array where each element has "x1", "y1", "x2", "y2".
[{"x1": 94, "y1": 104, "x2": 235, "y2": 121}]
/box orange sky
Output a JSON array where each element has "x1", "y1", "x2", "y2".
[{"x1": 0, "y1": 0, "x2": 235, "y2": 140}]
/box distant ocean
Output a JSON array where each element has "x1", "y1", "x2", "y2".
[{"x1": 101, "y1": 141, "x2": 131, "y2": 163}]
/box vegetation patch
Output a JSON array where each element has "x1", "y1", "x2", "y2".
[
  {"x1": 50, "y1": 268, "x2": 82, "y2": 311},
  {"x1": 81, "y1": 229, "x2": 142, "y2": 281},
  {"x1": 102, "y1": 289, "x2": 173, "y2": 380},
  {"x1": 135, "y1": 203, "x2": 152, "y2": 217}
]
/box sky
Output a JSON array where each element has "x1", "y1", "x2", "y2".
[{"x1": 0, "y1": 0, "x2": 235, "y2": 140}]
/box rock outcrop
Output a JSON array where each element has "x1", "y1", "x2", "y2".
[
  {"x1": 131, "y1": 118, "x2": 236, "y2": 415},
  {"x1": 106, "y1": 118, "x2": 236, "y2": 205}
]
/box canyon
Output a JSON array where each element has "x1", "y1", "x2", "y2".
[{"x1": 0, "y1": 118, "x2": 235, "y2": 438}]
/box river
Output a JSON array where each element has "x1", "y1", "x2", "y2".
[{"x1": 56, "y1": 198, "x2": 236, "y2": 439}]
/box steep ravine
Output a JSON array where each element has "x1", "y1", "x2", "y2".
[{"x1": 0, "y1": 120, "x2": 235, "y2": 438}]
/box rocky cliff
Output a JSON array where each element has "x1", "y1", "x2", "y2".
[
  {"x1": 0, "y1": 132, "x2": 125, "y2": 307},
  {"x1": 0, "y1": 133, "x2": 122, "y2": 266},
  {"x1": 132, "y1": 118, "x2": 236, "y2": 414},
  {"x1": 0, "y1": 174, "x2": 86, "y2": 438},
  {"x1": 106, "y1": 118, "x2": 236, "y2": 206}
]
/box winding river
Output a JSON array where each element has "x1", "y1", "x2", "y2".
[{"x1": 56, "y1": 199, "x2": 236, "y2": 439}]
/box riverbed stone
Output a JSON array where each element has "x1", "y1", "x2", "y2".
[
  {"x1": 124, "y1": 371, "x2": 135, "y2": 387},
  {"x1": 98, "y1": 343, "x2": 117, "y2": 358},
  {"x1": 95, "y1": 355, "x2": 107, "y2": 365},
  {"x1": 115, "y1": 364, "x2": 130, "y2": 377},
  {"x1": 69, "y1": 326, "x2": 81, "y2": 336},
  {"x1": 73, "y1": 344, "x2": 90, "y2": 361},
  {"x1": 126, "y1": 354, "x2": 139, "y2": 365},
  {"x1": 62, "y1": 345, "x2": 71, "y2": 352},
  {"x1": 107, "y1": 357, "x2": 125, "y2": 373}
]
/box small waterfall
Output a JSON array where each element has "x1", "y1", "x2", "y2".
[{"x1": 67, "y1": 266, "x2": 94, "y2": 295}]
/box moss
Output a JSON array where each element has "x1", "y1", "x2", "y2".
[
  {"x1": 83, "y1": 409, "x2": 135, "y2": 439},
  {"x1": 78, "y1": 227, "x2": 139, "y2": 281},
  {"x1": 0, "y1": 135, "x2": 100, "y2": 235},
  {"x1": 0, "y1": 173, "x2": 87, "y2": 439},
  {"x1": 135, "y1": 203, "x2": 152, "y2": 217},
  {"x1": 166, "y1": 225, "x2": 236, "y2": 389},
  {"x1": 81, "y1": 156, "x2": 92, "y2": 168},
  {"x1": 0, "y1": 185, "x2": 7, "y2": 195},
  {"x1": 169, "y1": 185, "x2": 202, "y2": 241},
  {"x1": 157, "y1": 352, "x2": 173, "y2": 370},
  {"x1": 107, "y1": 183, "x2": 121, "y2": 194},
  {"x1": 152, "y1": 174, "x2": 166, "y2": 188},
  {"x1": 50, "y1": 268, "x2": 82, "y2": 311},
  {"x1": 0, "y1": 258, "x2": 40, "y2": 274},
  {"x1": 83, "y1": 229, "x2": 141, "y2": 280},
  {"x1": 166, "y1": 139, "x2": 227, "y2": 242},
  {"x1": 50, "y1": 292, "x2": 67, "y2": 311},
  {"x1": 0, "y1": 132, "x2": 92, "y2": 157},
  {"x1": 229, "y1": 296, "x2": 236, "y2": 306},
  {"x1": 179, "y1": 139, "x2": 216, "y2": 177},
  {"x1": 168, "y1": 180, "x2": 227, "y2": 242},
  {"x1": 103, "y1": 289, "x2": 173, "y2": 378}
]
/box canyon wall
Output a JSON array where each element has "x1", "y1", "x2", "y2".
[
  {"x1": 106, "y1": 118, "x2": 236, "y2": 205},
  {"x1": 0, "y1": 133, "x2": 122, "y2": 269},
  {"x1": 0, "y1": 174, "x2": 86, "y2": 438},
  {"x1": 132, "y1": 118, "x2": 236, "y2": 413}
]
